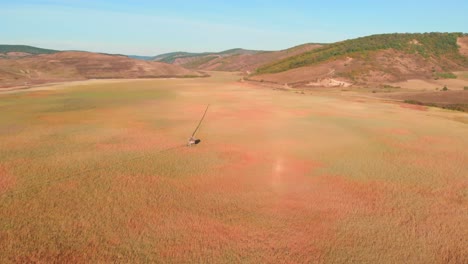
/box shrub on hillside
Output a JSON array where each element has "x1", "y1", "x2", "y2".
[
  {"x1": 256, "y1": 32, "x2": 467, "y2": 75},
  {"x1": 404, "y1": 100, "x2": 424, "y2": 105}
]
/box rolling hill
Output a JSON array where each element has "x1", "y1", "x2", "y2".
[
  {"x1": 151, "y1": 45, "x2": 324, "y2": 72},
  {"x1": 4, "y1": 33, "x2": 468, "y2": 89},
  {"x1": 189, "y1": 44, "x2": 324, "y2": 72},
  {"x1": 249, "y1": 33, "x2": 468, "y2": 87},
  {"x1": 152, "y1": 49, "x2": 261, "y2": 67},
  {"x1": 0, "y1": 51, "x2": 205, "y2": 88}
]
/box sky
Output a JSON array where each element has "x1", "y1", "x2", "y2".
[{"x1": 1, "y1": 0, "x2": 467, "y2": 55}]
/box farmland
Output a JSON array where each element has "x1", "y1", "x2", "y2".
[{"x1": 0, "y1": 72, "x2": 467, "y2": 263}]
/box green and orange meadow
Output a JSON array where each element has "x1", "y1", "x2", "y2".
[{"x1": 1, "y1": 72, "x2": 467, "y2": 263}]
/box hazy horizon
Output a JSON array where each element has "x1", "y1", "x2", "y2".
[{"x1": 1, "y1": 0, "x2": 468, "y2": 56}]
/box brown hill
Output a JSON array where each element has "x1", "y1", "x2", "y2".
[
  {"x1": 0, "y1": 51, "x2": 204, "y2": 88},
  {"x1": 0, "y1": 52, "x2": 33, "y2": 58},
  {"x1": 249, "y1": 49, "x2": 457, "y2": 87},
  {"x1": 249, "y1": 33, "x2": 468, "y2": 87},
  {"x1": 174, "y1": 44, "x2": 322, "y2": 72}
]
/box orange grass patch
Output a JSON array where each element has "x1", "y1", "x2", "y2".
[
  {"x1": 378, "y1": 128, "x2": 411, "y2": 135},
  {"x1": 0, "y1": 166, "x2": 16, "y2": 193},
  {"x1": 1, "y1": 73, "x2": 467, "y2": 262},
  {"x1": 170, "y1": 143, "x2": 386, "y2": 261},
  {"x1": 26, "y1": 90, "x2": 56, "y2": 98},
  {"x1": 210, "y1": 106, "x2": 274, "y2": 121},
  {"x1": 399, "y1": 103, "x2": 427, "y2": 111}
]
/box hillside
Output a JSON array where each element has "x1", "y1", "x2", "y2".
[
  {"x1": 188, "y1": 44, "x2": 323, "y2": 72},
  {"x1": 0, "y1": 51, "x2": 205, "y2": 88},
  {"x1": 152, "y1": 44, "x2": 323, "y2": 72},
  {"x1": 153, "y1": 49, "x2": 262, "y2": 66},
  {"x1": 250, "y1": 33, "x2": 468, "y2": 86}
]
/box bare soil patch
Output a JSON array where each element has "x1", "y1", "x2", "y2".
[{"x1": 457, "y1": 36, "x2": 468, "y2": 57}]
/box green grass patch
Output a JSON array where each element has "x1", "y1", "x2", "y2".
[
  {"x1": 41, "y1": 84, "x2": 175, "y2": 113},
  {"x1": 182, "y1": 56, "x2": 218, "y2": 69},
  {"x1": 434, "y1": 72, "x2": 457, "y2": 79},
  {"x1": 404, "y1": 99, "x2": 423, "y2": 105}
]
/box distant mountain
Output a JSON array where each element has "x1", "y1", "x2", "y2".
[
  {"x1": 0, "y1": 44, "x2": 60, "y2": 59},
  {"x1": 152, "y1": 52, "x2": 210, "y2": 63},
  {"x1": 0, "y1": 51, "x2": 205, "y2": 88},
  {"x1": 152, "y1": 49, "x2": 262, "y2": 65},
  {"x1": 0, "y1": 45, "x2": 158, "y2": 61},
  {"x1": 127, "y1": 55, "x2": 157, "y2": 61},
  {"x1": 189, "y1": 44, "x2": 324, "y2": 72},
  {"x1": 0, "y1": 44, "x2": 59, "y2": 55},
  {"x1": 249, "y1": 33, "x2": 468, "y2": 86},
  {"x1": 217, "y1": 48, "x2": 260, "y2": 55},
  {"x1": 150, "y1": 45, "x2": 326, "y2": 72}
]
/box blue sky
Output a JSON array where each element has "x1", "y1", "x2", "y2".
[{"x1": 1, "y1": 0, "x2": 467, "y2": 55}]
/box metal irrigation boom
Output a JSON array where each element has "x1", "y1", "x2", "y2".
[{"x1": 191, "y1": 104, "x2": 210, "y2": 137}]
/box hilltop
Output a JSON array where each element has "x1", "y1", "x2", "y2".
[
  {"x1": 249, "y1": 33, "x2": 468, "y2": 86},
  {"x1": 0, "y1": 51, "x2": 205, "y2": 88},
  {"x1": 0, "y1": 45, "x2": 59, "y2": 58}
]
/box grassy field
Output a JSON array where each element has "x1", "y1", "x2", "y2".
[{"x1": 0, "y1": 72, "x2": 467, "y2": 263}]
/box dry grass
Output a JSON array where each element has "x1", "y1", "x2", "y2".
[{"x1": 0, "y1": 72, "x2": 467, "y2": 263}]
